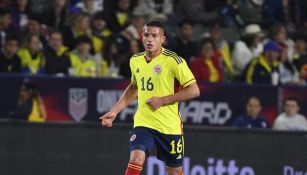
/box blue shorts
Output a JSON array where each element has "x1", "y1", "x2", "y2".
[{"x1": 129, "y1": 127, "x2": 184, "y2": 167}]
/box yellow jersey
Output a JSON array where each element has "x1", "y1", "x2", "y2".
[{"x1": 130, "y1": 48, "x2": 196, "y2": 134}]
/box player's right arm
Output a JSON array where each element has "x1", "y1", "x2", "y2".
[{"x1": 99, "y1": 83, "x2": 138, "y2": 127}]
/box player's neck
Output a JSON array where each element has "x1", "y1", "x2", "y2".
[{"x1": 146, "y1": 48, "x2": 162, "y2": 61}]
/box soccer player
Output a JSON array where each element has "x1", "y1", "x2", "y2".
[{"x1": 99, "y1": 20, "x2": 200, "y2": 175}]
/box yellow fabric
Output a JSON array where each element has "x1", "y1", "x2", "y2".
[
  {"x1": 100, "y1": 59, "x2": 108, "y2": 77},
  {"x1": 28, "y1": 98, "x2": 45, "y2": 122},
  {"x1": 205, "y1": 59, "x2": 219, "y2": 82},
  {"x1": 92, "y1": 29, "x2": 112, "y2": 54},
  {"x1": 220, "y1": 43, "x2": 235, "y2": 75},
  {"x1": 56, "y1": 46, "x2": 69, "y2": 57},
  {"x1": 130, "y1": 48, "x2": 196, "y2": 134},
  {"x1": 116, "y1": 12, "x2": 128, "y2": 26},
  {"x1": 69, "y1": 53, "x2": 97, "y2": 77},
  {"x1": 18, "y1": 48, "x2": 44, "y2": 74},
  {"x1": 258, "y1": 55, "x2": 272, "y2": 72}
]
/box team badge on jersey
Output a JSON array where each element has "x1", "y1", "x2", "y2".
[
  {"x1": 153, "y1": 65, "x2": 162, "y2": 75},
  {"x1": 130, "y1": 134, "x2": 136, "y2": 141}
]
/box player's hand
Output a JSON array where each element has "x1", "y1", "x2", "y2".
[
  {"x1": 99, "y1": 112, "x2": 117, "y2": 127},
  {"x1": 146, "y1": 96, "x2": 164, "y2": 110}
]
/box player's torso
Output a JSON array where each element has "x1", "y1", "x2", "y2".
[{"x1": 130, "y1": 51, "x2": 182, "y2": 134}]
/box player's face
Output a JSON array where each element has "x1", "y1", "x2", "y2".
[{"x1": 142, "y1": 26, "x2": 165, "y2": 53}]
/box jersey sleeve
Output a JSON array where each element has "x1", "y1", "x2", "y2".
[
  {"x1": 172, "y1": 57, "x2": 196, "y2": 87},
  {"x1": 130, "y1": 58, "x2": 137, "y2": 85}
]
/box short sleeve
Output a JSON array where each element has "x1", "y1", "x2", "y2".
[
  {"x1": 130, "y1": 58, "x2": 137, "y2": 85},
  {"x1": 172, "y1": 57, "x2": 196, "y2": 87}
]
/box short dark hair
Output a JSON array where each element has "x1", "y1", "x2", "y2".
[
  {"x1": 178, "y1": 19, "x2": 194, "y2": 28},
  {"x1": 283, "y1": 97, "x2": 300, "y2": 107},
  {"x1": 28, "y1": 13, "x2": 42, "y2": 23},
  {"x1": 199, "y1": 37, "x2": 216, "y2": 51},
  {"x1": 144, "y1": 20, "x2": 165, "y2": 34},
  {"x1": 92, "y1": 11, "x2": 106, "y2": 21},
  {"x1": 49, "y1": 30, "x2": 63, "y2": 37},
  {"x1": 270, "y1": 23, "x2": 286, "y2": 39},
  {"x1": 5, "y1": 34, "x2": 19, "y2": 44},
  {"x1": 76, "y1": 35, "x2": 92, "y2": 45}
]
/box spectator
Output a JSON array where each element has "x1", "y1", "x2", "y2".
[
  {"x1": 232, "y1": 24, "x2": 264, "y2": 75},
  {"x1": 0, "y1": 8, "x2": 12, "y2": 50},
  {"x1": 264, "y1": 0, "x2": 286, "y2": 24},
  {"x1": 269, "y1": 23, "x2": 294, "y2": 61},
  {"x1": 236, "y1": 0, "x2": 264, "y2": 24},
  {"x1": 105, "y1": 0, "x2": 132, "y2": 32},
  {"x1": 18, "y1": 34, "x2": 45, "y2": 75},
  {"x1": 91, "y1": 11, "x2": 112, "y2": 55},
  {"x1": 273, "y1": 97, "x2": 307, "y2": 131},
  {"x1": 119, "y1": 39, "x2": 142, "y2": 78},
  {"x1": 209, "y1": 23, "x2": 235, "y2": 80},
  {"x1": 288, "y1": 0, "x2": 307, "y2": 30},
  {"x1": 42, "y1": 0, "x2": 69, "y2": 31},
  {"x1": 69, "y1": 36, "x2": 97, "y2": 77},
  {"x1": 292, "y1": 34, "x2": 307, "y2": 82},
  {"x1": 278, "y1": 42, "x2": 301, "y2": 85},
  {"x1": 20, "y1": 13, "x2": 48, "y2": 48},
  {"x1": 170, "y1": 20, "x2": 197, "y2": 64},
  {"x1": 8, "y1": 81, "x2": 46, "y2": 122},
  {"x1": 44, "y1": 31, "x2": 71, "y2": 75},
  {"x1": 71, "y1": 0, "x2": 103, "y2": 15},
  {"x1": 120, "y1": 8, "x2": 146, "y2": 42},
  {"x1": 103, "y1": 34, "x2": 129, "y2": 78},
  {"x1": 233, "y1": 96, "x2": 269, "y2": 129},
  {"x1": 63, "y1": 12, "x2": 91, "y2": 50},
  {"x1": 243, "y1": 41, "x2": 280, "y2": 84},
  {"x1": 133, "y1": 0, "x2": 173, "y2": 22},
  {"x1": 175, "y1": 0, "x2": 220, "y2": 24},
  {"x1": 10, "y1": 0, "x2": 31, "y2": 31},
  {"x1": 0, "y1": 35, "x2": 21, "y2": 73},
  {"x1": 191, "y1": 37, "x2": 224, "y2": 82}
]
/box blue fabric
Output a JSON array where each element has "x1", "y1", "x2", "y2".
[
  {"x1": 129, "y1": 127, "x2": 184, "y2": 167},
  {"x1": 233, "y1": 115, "x2": 270, "y2": 128},
  {"x1": 264, "y1": 41, "x2": 281, "y2": 52}
]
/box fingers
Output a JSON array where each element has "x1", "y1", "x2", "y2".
[
  {"x1": 146, "y1": 99, "x2": 155, "y2": 110},
  {"x1": 101, "y1": 119, "x2": 112, "y2": 127},
  {"x1": 100, "y1": 112, "x2": 113, "y2": 127},
  {"x1": 146, "y1": 98, "x2": 152, "y2": 104}
]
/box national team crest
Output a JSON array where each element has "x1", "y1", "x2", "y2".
[
  {"x1": 68, "y1": 88, "x2": 88, "y2": 122},
  {"x1": 153, "y1": 64, "x2": 162, "y2": 75}
]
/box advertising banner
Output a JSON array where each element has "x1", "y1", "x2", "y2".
[
  {"x1": 0, "y1": 75, "x2": 306, "y2": 126},
  {"x1": 1, "y1": 122, "x2": 306, "y2": 175}
]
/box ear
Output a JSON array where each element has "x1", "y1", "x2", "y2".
[{"x1": 161, "y1": 35, "x2": 166, "y2": 43}]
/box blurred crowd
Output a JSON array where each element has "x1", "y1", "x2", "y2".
[{"x1": 0, "y1": 0, "x2": 307, "y2": 86}]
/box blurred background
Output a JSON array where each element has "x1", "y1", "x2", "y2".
[{"x1": 0, "y1": 0, "x2": 307, "y2": 175}]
